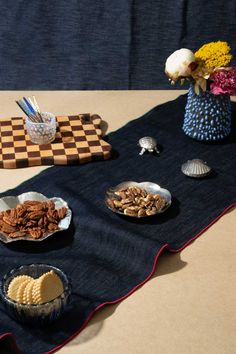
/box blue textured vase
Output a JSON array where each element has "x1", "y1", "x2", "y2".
[{"x1": 182, "y1": 85, "x2": 231, "y2": 141}]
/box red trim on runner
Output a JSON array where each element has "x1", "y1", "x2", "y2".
[
  {"x1": 168, "y1": 203, "x2": 236, "y2": 252},
  {"x1": 0, "y1": 332, "x2": 23, "y2": 354}
]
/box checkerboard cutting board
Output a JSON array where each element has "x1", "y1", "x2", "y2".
[{"x1": 0, "y1": 114, "x2": 112, "y2": 168}]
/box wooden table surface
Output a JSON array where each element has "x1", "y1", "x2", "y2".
[{"x1": 0, "y1": 91, "x2": 235, "y2": 354}]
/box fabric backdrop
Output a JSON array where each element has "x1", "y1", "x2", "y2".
[{"x1": 0, "y1": 0, "x2": 235, "y2": 89}]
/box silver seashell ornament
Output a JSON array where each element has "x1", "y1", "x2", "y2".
[
  {"x1": 138, "y1": 136, "x2": 160, "y2": 155},
  {"x1": 181, "y1": 159, "x2": 212, "y2": 178}
]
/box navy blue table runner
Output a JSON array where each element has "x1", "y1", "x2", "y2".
[{"x1": 0, "y1": 94, "x2": 236, "y2": 354}]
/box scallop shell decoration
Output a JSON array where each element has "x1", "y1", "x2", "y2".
[{"x1": 181, "y1": 159, "x2": 211, "y2": 178}]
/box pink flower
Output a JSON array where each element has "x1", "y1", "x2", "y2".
[{"x1": 210, "y1": 67, "x2": 236, "y2": 95}]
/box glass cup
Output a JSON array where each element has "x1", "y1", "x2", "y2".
[{"x1": 25, "y1": 112, "x2": 56, "y2": 144}]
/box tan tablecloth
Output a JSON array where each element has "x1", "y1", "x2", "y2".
[{"x1": 0, "y1": 91, "x2": 235, "y2": 354}]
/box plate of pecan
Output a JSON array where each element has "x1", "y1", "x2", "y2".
[
  {"x1": 0, "y1": 192, "x2": 72, "y2": 243},
  {"x1": 105, "y1": 181, "x2": 171, "y2": 218}
]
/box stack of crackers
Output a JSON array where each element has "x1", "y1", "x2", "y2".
[{"x1": 7, "y1": 270, "x2": 64, "y2": 305}]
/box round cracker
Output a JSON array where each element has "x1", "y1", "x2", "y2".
[
  {"x1": 7, "y1": 275, "x2": 33, "y2": 301},
  {"x1": 31, "y1": 271, "x2": 53, "y2": 304},
  {"x1": 22, "y1": 279, "x2": 36, "y2": 304},
  {"x1": 16, "y1": 278, "x2": 33, "y2": 304},
  {"x1": 32, "y1": 270, "x2": 64, "y2": 304},
  {"x1": 31, "y1": 277, "x2": 42, "y2": 304}
]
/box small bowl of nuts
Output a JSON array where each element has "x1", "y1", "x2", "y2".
[
  {"x1": 0, "y1": 263, "x2": 71, "y2": 325},
  {"x1": 0, "y1": 192, "x2": 72, "y2": 243},
  {"x1": 105, "y1": 181, "x2": 171, "y2": 218}
]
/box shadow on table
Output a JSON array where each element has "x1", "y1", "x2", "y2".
[
  {"x1": 151, "y1": 250, "x2": 188, "y2": 279},
  {"x1": 101, "y1": 120, "x2": 108, "y2": 135},
  {"x1": 67, "y1": 303, "x2": 119, "y2": 346}
]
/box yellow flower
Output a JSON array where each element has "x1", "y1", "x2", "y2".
[{"x1": 195, "y1": 41, "x2": 232, "y2": 69}]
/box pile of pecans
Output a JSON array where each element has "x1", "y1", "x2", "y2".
[
  {"x1": 0, "y1": 200, "x2": 68, "y2": 239},
  {"x1": 106, "y1": 186, "x2": 168, "y2": 217}
]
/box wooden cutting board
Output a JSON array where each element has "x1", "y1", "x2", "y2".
[{"x1": 0, "y1": 114, "x2": 112, "y2": 168}]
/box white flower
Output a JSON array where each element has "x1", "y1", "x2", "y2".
[{"x1": 165, "y1": 48, "x2": 196, "y2": 81}]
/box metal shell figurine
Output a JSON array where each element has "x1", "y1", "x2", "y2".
[
  {"x1": 138, "y1": 136, "x2": 160, "y2": 155},
  {"x1": 181, "y1": 159, "x2": 212, "y2": 178}
]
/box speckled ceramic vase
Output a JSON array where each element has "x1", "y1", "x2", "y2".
[{"x1": 182, "y1": 84, "x2": 231, "y2": 141}]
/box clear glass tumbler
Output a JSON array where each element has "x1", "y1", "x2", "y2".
[{"x1": 25, "y1": 112, "x2": 56, "y2": 144}]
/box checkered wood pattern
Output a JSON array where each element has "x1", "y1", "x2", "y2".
[{"x1": 0, "y1": 114, "x2": 111, "y2": 168}]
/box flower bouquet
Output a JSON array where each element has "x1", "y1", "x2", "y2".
[{"x1": 165, "y1": 41, "x2": 235, "y2": 141}]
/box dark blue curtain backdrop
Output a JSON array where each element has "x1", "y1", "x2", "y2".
[{"x1": 0, "y1": 0, "x2": 235, "y2": 89}]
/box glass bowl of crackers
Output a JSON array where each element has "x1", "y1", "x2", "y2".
[
  {"x1": 105, "y1": 181, "x2": 172, "y2": 218},
  {"x1": 0, "y1": 264, "x2": 71, "y2": 325}
]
